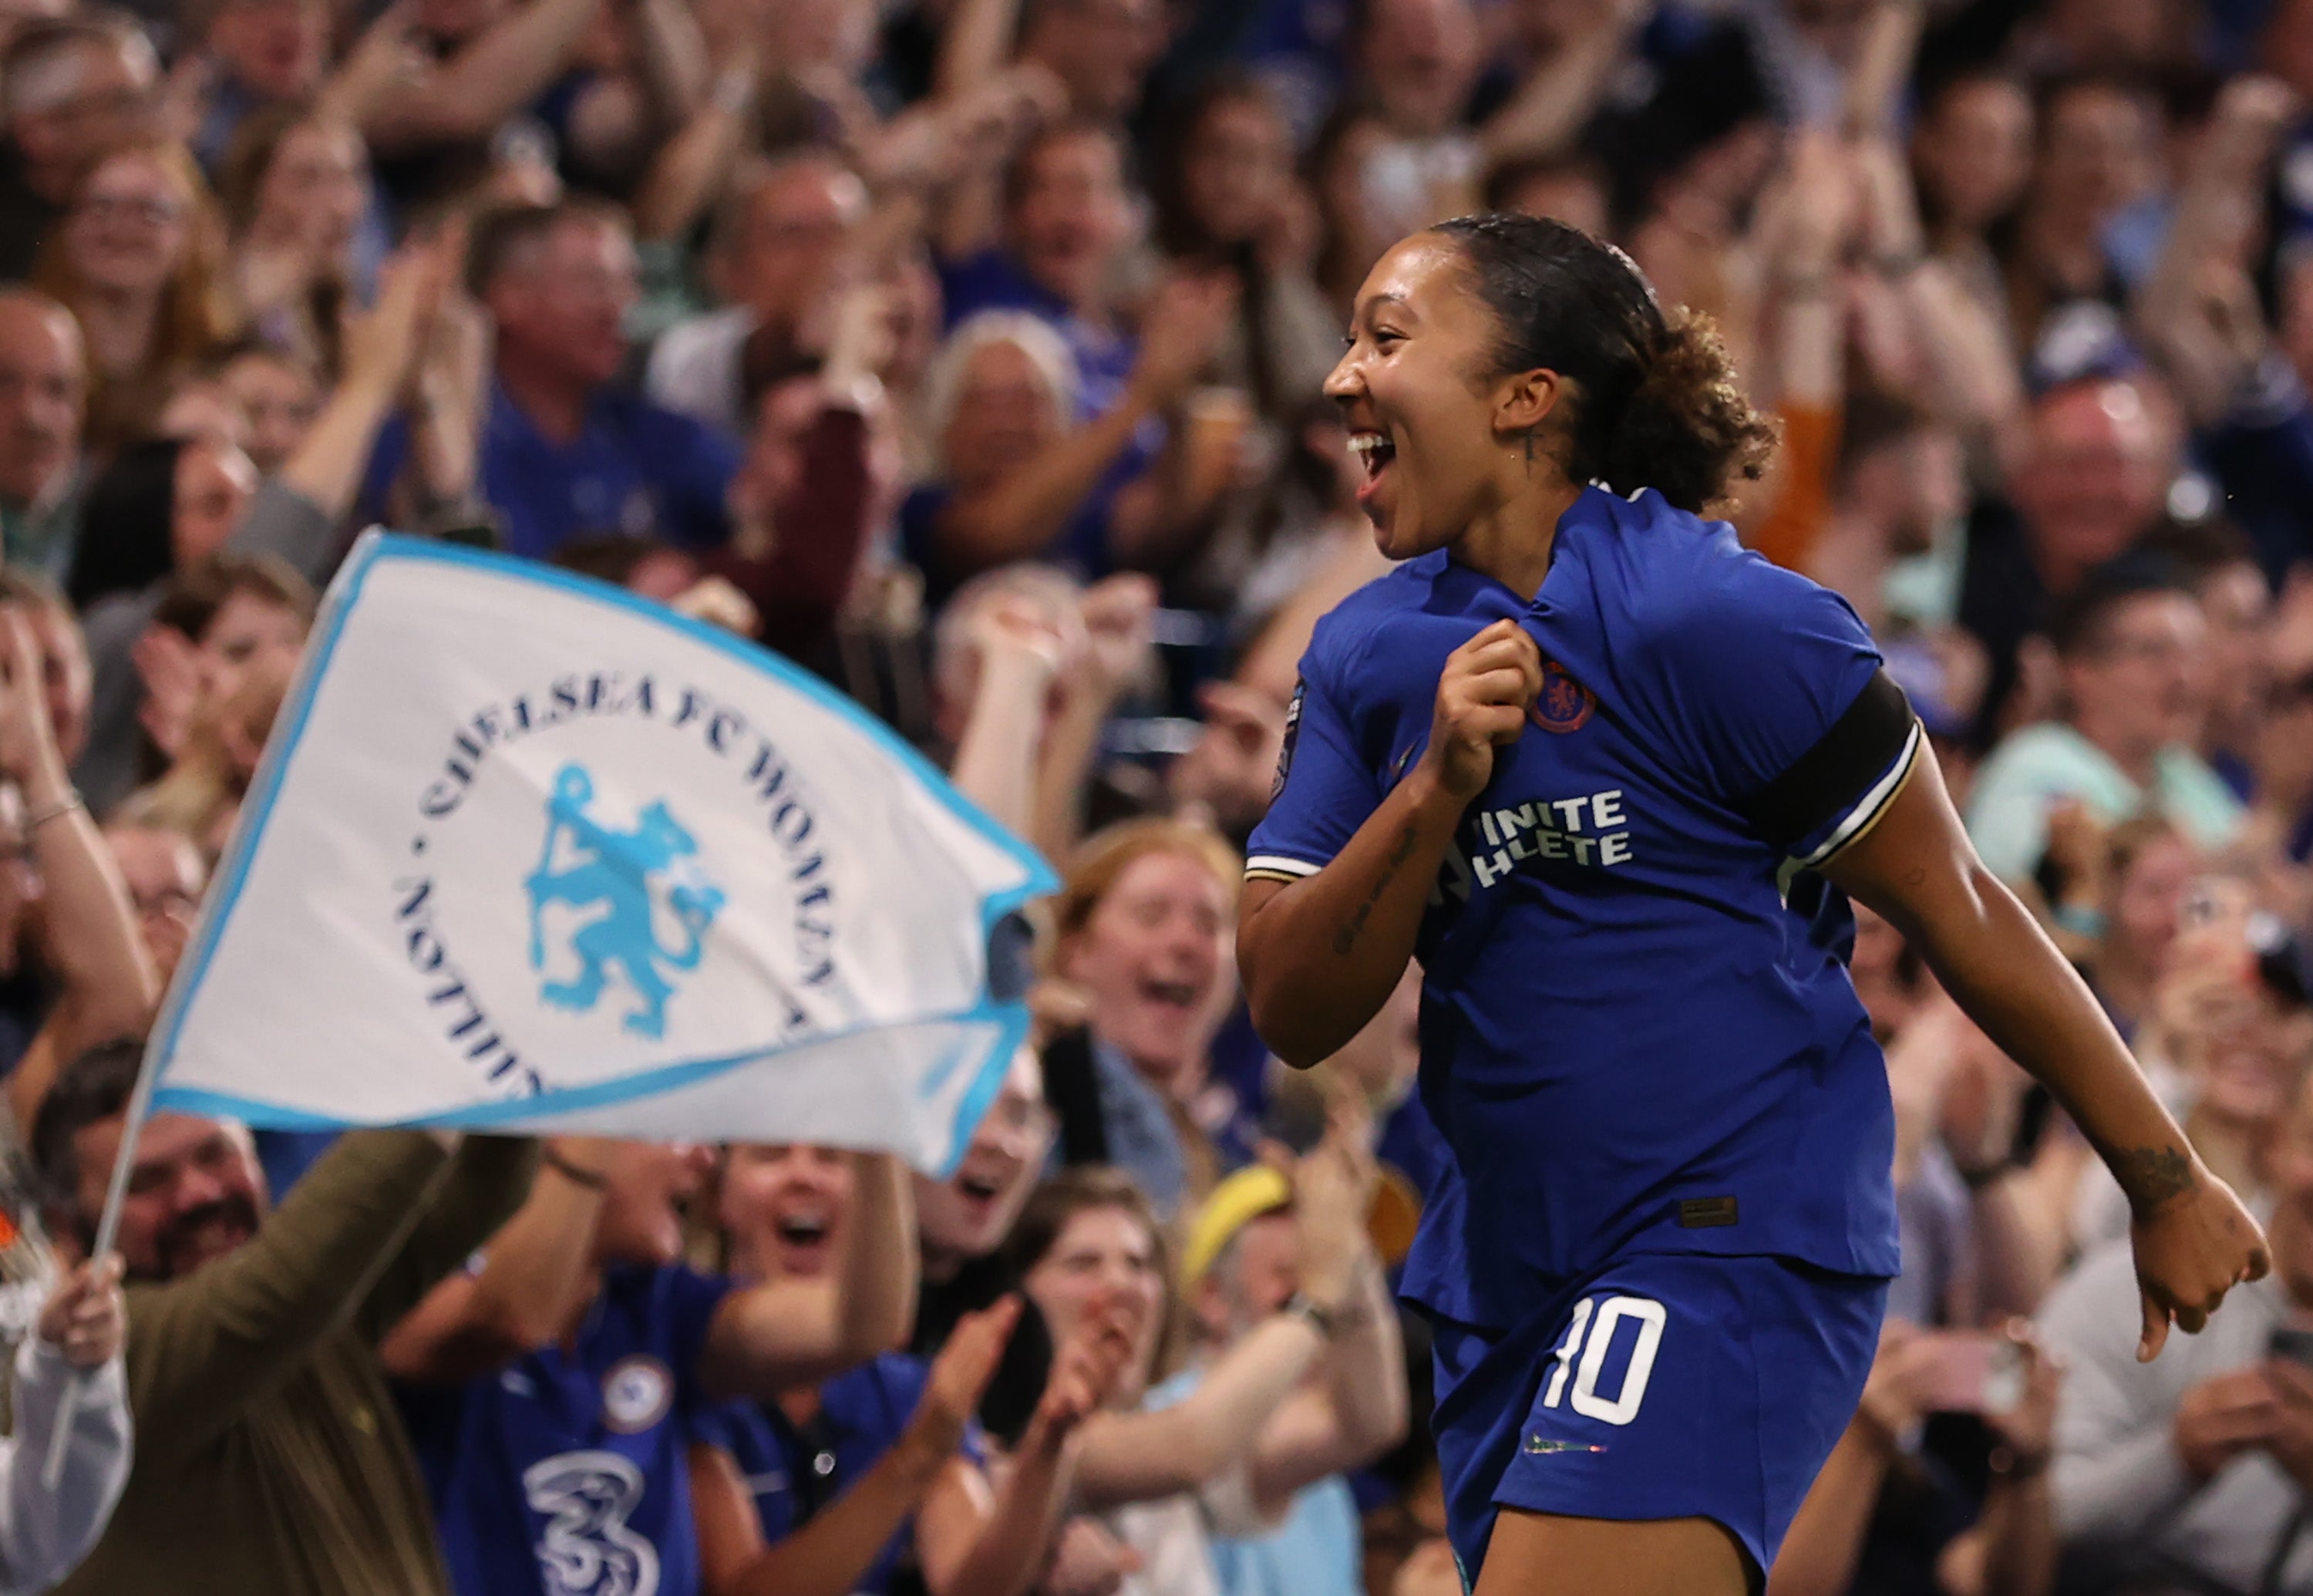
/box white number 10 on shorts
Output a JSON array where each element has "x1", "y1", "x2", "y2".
[{"x1": 1540, "y1": 1295, "x2": 1667, "y2": 1426}]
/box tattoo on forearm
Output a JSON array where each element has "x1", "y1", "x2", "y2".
[
  {"x1": 1334, "y1": 825, "x2": 1419, "y2": 956},
  {"x1": 2110, "y1": 1146, "x2": 2196, "y2": 1211}
]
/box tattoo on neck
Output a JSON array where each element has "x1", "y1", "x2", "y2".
[
  {"x1": 1334, "y1": 824, "x2": 1419, "y2": 955},
  {"x1": 2111, "y1": 1146, "x2": 2197, "y2": 1212}
]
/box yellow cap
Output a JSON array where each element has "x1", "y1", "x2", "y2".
[{"x1": 1181, "y1": 1164, "x2": 1294, "y2": 1285}]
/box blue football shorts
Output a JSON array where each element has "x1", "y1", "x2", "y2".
[{"x1": 1428, "y1": 1251, "x2": 1888, "y2": 1589}]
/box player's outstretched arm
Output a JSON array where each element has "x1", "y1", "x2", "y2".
[
  {"x1": 1821, "y1": 742, "x2": 2269, "y2": 1363},
  {"x1": 1241, "y1": 621, "x2": 1541, "y2": 1067}
]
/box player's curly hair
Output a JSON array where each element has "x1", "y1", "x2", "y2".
[{"x1": 1430, "y1": 214, "x2": 1778, "y2": 515}]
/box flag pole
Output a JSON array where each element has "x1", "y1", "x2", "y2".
[{"x1": 40, "y1": 1038, "x2": 160, "y2": 1487}]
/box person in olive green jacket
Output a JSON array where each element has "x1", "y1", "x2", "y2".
[{"x1": 29, "y1": 1037, "x2": 538, "y2": 1595}]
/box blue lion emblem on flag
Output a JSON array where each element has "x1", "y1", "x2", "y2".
[{"x1": 526, "y1": 763, "x2": 726, "y2": 1039}]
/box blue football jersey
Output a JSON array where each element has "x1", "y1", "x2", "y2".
[
  {"x1": 1247, "y1": 487, "x2": 1913, "y2": 1332},
  {"x1": 399, "y1": 1262, "x2": 735, "y2": 1596},
  {"x1": 695, "y1": 1351, "x2": 985, "y2": 1595}
]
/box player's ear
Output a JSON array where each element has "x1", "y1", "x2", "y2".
[{"x1": 1493, "y1": 369, "x2": 1562, "y2": 439}]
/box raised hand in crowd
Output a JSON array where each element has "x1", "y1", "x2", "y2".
[
  {"x1": 0, "y1": 603, "x2": 156, "y2": 1136},
  {"x1": 279, "y1": 235, "x2": 456, "y2": 535},
  {"x1": 1292, "y1": 1099, "x2": 1380, "y2": 1320},
  {"x1": 952, "y1": 588, "x2": 1074, "y2": 841},
  {"x1": 1039, "y1": 1517, "x2": 1140, "y2": 1596},
  {"x1": 36, "y1": 1254, "x2": 125, "y2": 1372},
  {"x1": 1126, "y1": 274, "x2": 1241, "y2": 418},
  {"x1": 1168, "y1": 680, "x2": 1289, "y2": 843},
  {"x1": 910, "y1": 1295, "x2": 1025, "y2": 1466},
  {"x1": 1032, "y1": 573, "x2": 1156, "y2": 860}
]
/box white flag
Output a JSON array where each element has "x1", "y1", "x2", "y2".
[{"x1": 147, "y1": 534, "x2": 1055, "y2": 1173}]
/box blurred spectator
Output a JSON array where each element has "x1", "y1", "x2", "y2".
[
  {"x1": 1769, "y1": 1320, "x2": 2065, "y2": 1596},
  {"x1": 2074, "y1": 817, "x2": 2198, "y2": 1040},
  {"x1": 1911, "y1": 72, "x2": 2032, "y2": 366},
  {"x1": 1009, "y1": 1157, "x2": 1399, "y2": 1596},
  {"x1": 1177, "y1": 1119, "x2": 1409, "y2": 1596},
  {"x1": 1967, "y1": 559, "x2": 2244, "y2": 884},
  {"x1": 0, "y1": 288, "x2": 87, "y2": 579},
  {"x1": 2069, "y1": 877, "x2": 2313, "y2": 1250},
  {"x1": 1045, "y1": 819, "x2": 1246, "y2": 1220},
  {"x1": 363, "y1": 200, "x2": 736, "y2": 559},
  {"x1": 66, "y1": 432, "x2": 257, "y2": 611},
  {"x1": 646, "y1": 148, "x2": 867, "y2": 438},
  {"x1": 1958, "y1": 378, "x2": 2177, "y2": 739},
  {"x1": 214, "y1": 107, "x2": 374, "y2": 376},
  {"x1": 1016, "y1": 0, "x2": 1164, "y2": 126},
  {"x1": 1805, "y1": 392, "x2": 1971, "y2": 634},
  {"x1": 907, "y1": 1042, "x2": 1072, "y2": 1441},
  {"x1": 353, "y1": 0, "x2": 609, "y2": 214},
  {"x1": 79, "y1": 550, "x2": 309, "y2": 817},
  {"x1": 694, "y1": 1141, "x2": 1115, "y2": 1596},
  {"x1": 2004, "y1": 75, "x2": 2160, "y2": 371},
  {"x1": 0, "y1": 587, "x2": 153, "y2": 1135},
  {"x1": 35, "y1": 138, "x2": 228, "y2": 448},
  {"x1": 30, "y1": 1042, "x2": 537, "y2": 1594},
  {"x1": 905, "y1": 288, "x2": 1234, "y2": 596},
  {"x1": 0, "y1": 1254, "x2": 130, "y2": 1596},
  {"x1": 2146, "y1": 518, "x2": 2274, "y2": 801},
  {"x1": 0, "y1": 15, "x2": 157, "y2": 280},
  {"x1": 383, "y1": 1140, "x2": 917, "y2": 1595},
  {"x1": 1343, "y1": 0, "x2": 1481, "y2": 251},
  {"x1": 2036, "y1": 1062, "x2": 2313, "y2": 1593},
  {"x1": 190, "y1": 0, "x2": 330, "y2": 170},
  {"x1": 99, "y1": 813, "x2": 201, "y2": 979},
  {"x1": 212, "y1": 339, "x2": 319, "y2": 472},
  {"x1": 705, "y1": 291, "x2": 907, "y2": 663},
  {"x1": 1150, "y1": 73, "x2": 1335, "y2": 428},
  {"x1": 75, "y1": 237, "x2": 442, "y2": 817}
]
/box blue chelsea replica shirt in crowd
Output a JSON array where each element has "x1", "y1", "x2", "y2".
[
  {"x1": 1246, "y1": 487, "x2": 1916, "y2": 1334},
  {"x1": 695, "y1": 1350, "x2": 985, "y2": 1596},
  {"x1": 399, "y1": 1261, "x2": 735, "y2": 1596},
  {"x1": 360, "y1": 384, "x2": 739, "y2": 561}
]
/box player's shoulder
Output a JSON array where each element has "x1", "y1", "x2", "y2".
[
  {"x1": 1591, "y1": 489, "x2": 1870, "y2": 664},
  {"x1": 1305, "y1": 551, "x2": 1453, "y2": 686}
]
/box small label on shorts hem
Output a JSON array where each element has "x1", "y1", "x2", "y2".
[
  {"x1": 1678, "y1": 1196, "x2": 1739, "y2": 1228},
  {"x1": 1524, "y1": 1436, "x2": 1607, "y2": 1456}
]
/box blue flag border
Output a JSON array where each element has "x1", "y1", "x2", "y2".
[{"x1": 146, "y1": 532, "x2": 1060, "y2": 1173}]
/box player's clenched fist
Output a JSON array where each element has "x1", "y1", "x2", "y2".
[{"x1": 1422, "y1": 620, "x2": 1543, "y2": 801}]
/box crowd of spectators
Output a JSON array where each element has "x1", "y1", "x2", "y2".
[{"x1": 0, "y1": 0, "x2": 2299, "y2": 1590}]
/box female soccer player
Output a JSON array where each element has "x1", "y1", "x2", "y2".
[{"x1": 1234, "y1": 214, "x2": 2268, "y2": 1596}]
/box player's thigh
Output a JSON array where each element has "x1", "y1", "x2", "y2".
[{"x1": 1474, "y1": 1508, "x2": 1749, "y2": 1596}]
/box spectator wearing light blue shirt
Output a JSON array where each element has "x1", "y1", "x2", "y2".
[
  {"x1": 1968, "y1": 557, "x2": 2244, "y2": 885},
  {"x1": 1167, "y1": 1157, "x2": 1408, "y2": 1596}
]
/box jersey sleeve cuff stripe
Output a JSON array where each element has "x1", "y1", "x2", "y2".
[
  {"x1": 1792, "y1": 720, "x2": 1922, "y2": 869},
  {"x1": 1244, "y1": 854, "x2": 1324, "y2": 882}
]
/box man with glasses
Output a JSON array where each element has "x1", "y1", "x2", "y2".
[
  {"x1": 361, "y1": 200, "x2": 739, "y2": 561},
  {"x1": 1967, "y1": 555, "x2": 2247, "y2": 883},
  {"x1": 0, "y1": 13, "x2": 156, "y2": 279},
  {"x1": 647, "y1": 149, "x2": 870, "y2": 439}
]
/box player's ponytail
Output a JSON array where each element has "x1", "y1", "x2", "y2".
[
  {"x1": 1431, "y1": 214, "x2": 1779, "y2": 515},
  {"x1": 1601, "y1": 308, "x2": 1778, "y2": 515}
]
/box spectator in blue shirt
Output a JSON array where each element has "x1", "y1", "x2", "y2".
[
  {"x1": 362, "y1": 200, "x2": 738, "y2": 561},
  {"x1": 382, "y1": 1137, "x2": 919, "y2": 1596},
  {"x1": 692, "y1": 1142, "x2": 1117, "y2": 1596}
]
